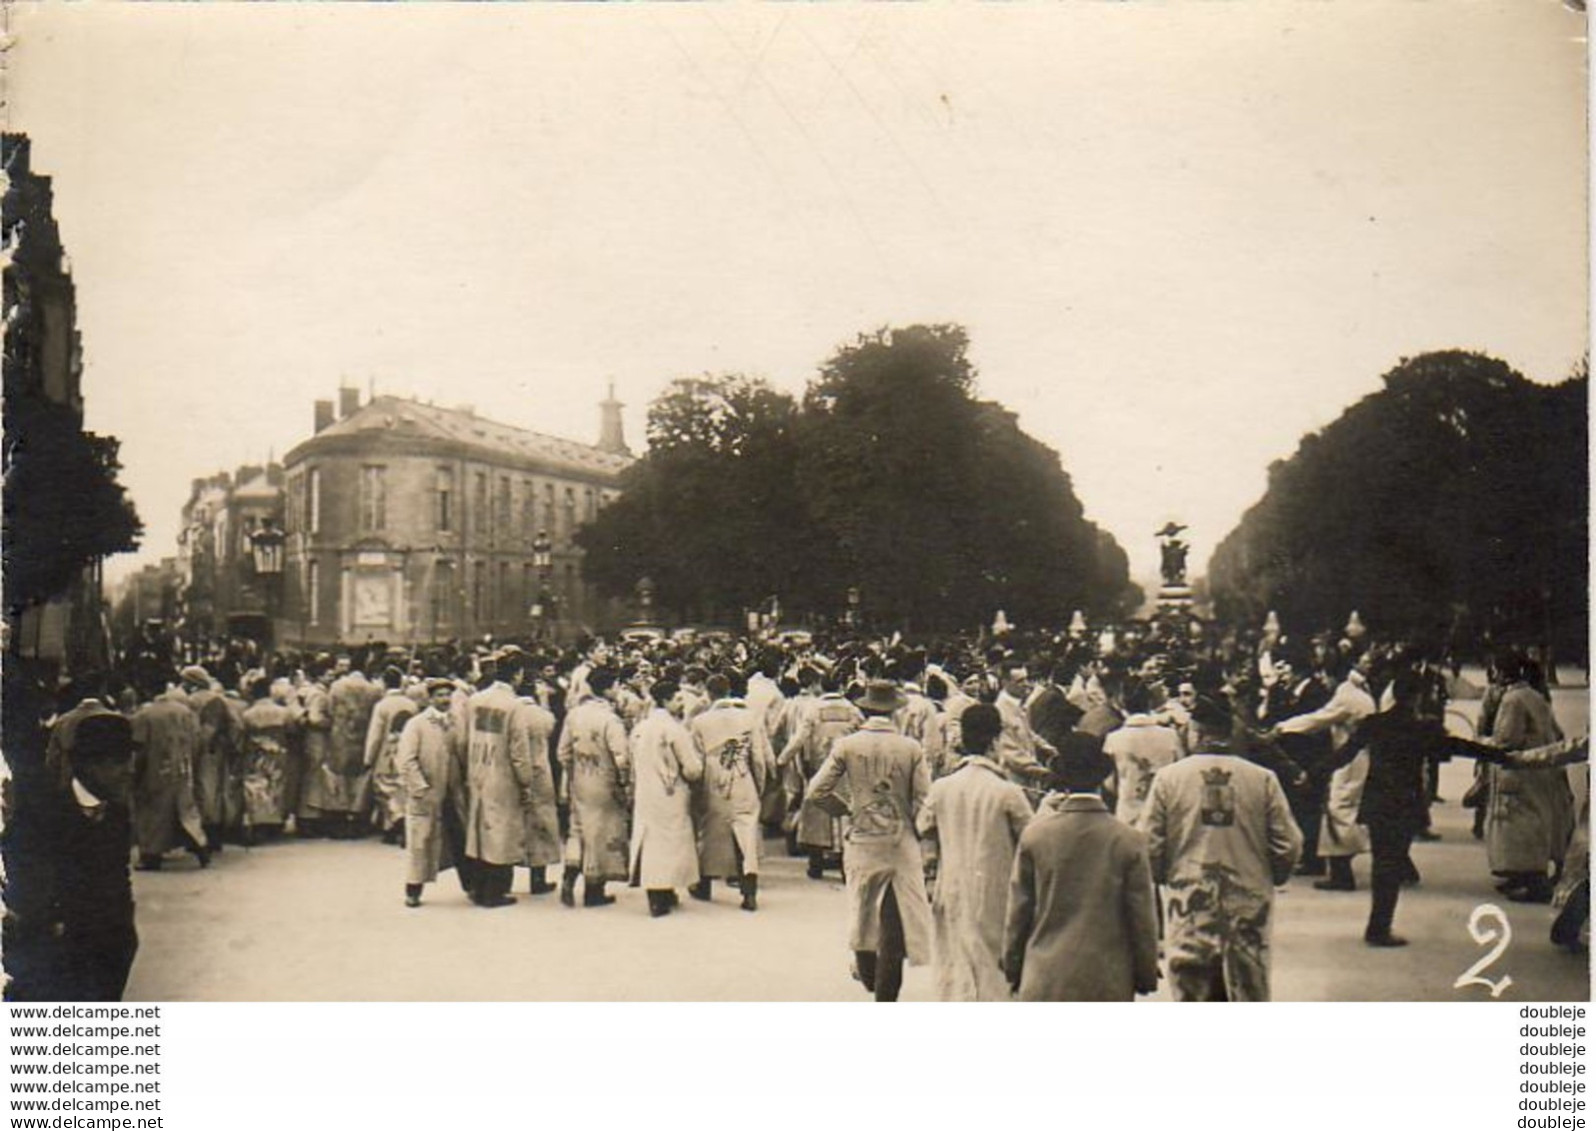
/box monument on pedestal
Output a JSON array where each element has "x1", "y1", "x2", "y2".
[{"x1": 1155, "y1": 522, "x2": 1194, "y2": 610}]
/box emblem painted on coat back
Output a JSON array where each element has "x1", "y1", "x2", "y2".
[{"x1": 1199, "y1": 766, "x2": 1235, "y2": 827}]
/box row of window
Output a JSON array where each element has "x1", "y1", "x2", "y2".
[
  {"x1": 444, "y1": 467, "x2": 603, "y2": 537},
  {"x1": 285, "y1": 464, "x2": 614, "y2": 538}
]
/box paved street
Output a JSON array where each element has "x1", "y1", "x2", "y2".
[{"x1": 124, "y1": 686, "x2": 1590, "y2": 1002}]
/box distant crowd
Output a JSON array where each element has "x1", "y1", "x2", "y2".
[{"x1": 3, "y1": 613, "x2": 1587, "y2": 1002}]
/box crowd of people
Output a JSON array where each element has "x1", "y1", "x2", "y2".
[{"x1": 2, "y1": 613, "x2": 1587, "y2": 1003}]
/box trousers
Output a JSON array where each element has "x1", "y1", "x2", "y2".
[{"x1": 854, "y1": 883, "x2": 906, "y2": 1002}]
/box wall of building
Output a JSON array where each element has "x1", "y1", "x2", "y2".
[{"x1": 282, "y1": 447, "x2": 621, "y2": 646}]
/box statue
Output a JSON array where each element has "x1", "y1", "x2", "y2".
[{"x1": 1155, "y1": 522, "x2": 1189, "y2": 588}]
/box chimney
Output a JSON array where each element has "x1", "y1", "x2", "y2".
[
  {"x1": 597, "y1": 380, "x2": 630, "y2": 456},
  {"x1": 339, "y1": 386, "x2": 361, "y2": 419},
  {"x1": 314, "y1": 399, "x2": 335, "y2": 433}
]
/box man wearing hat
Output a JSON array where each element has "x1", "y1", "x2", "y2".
[
  {"x1": 1002, "y1": 733, "x2": 1160, "y2": 1001},
  {"x1": 27, "y1": 675, "x2": 142, "y2": 999},
  {"x1": 807, "y1": 680, "x2": 933, "y2": 1002},
  {"x1": 394, "y1": 678, "x2": 469, "y2": 907},
  {"x1": 1140, "y1": 694, "x2": 1302, "y2": 1002}
]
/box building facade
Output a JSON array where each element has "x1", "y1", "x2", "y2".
[
  {"x1": 175, "y1": 463, "x2": 286, "y2": 646},
  {"x1": 279, "y1": 388, "x2": 631, "y2": 646},
  {"x1": 3, "y1": 133, "x2": 136, "y2": 676}
]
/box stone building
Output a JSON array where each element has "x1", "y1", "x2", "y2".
[
  {"x1": 279, "y1": 387, "x2": 631, "y2": 646},
  {"x1": 3, "y1": 133, "x2": 139, "y2": 676},
  {"x1": 175, "y1": 463, "x2": 286, "y2": 645}
]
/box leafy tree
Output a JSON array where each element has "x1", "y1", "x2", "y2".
[
  {"x1": 1208, "y1": 350, "x2": 1586, "y2": 660},
  {"x1": 578, "y1": 374, "x2": 808, "y2": 624},
  {"x1": 3, "y1": 397, "x2": 143, "y2": 613},
  {"x1": 582, "y1": 324, "x2": 1133, "y2": 633}
]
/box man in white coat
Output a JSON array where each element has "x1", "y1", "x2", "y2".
[
  {"x1": 394, "y1": 679, "x2": 466, "y2": 907},
  {"x1": 629, "y1": 679, "x2": 704, "y2": 917},
  {"x1": 463, "y1": 664, "x2": 534, "y2": 909},
  {"x1": 809, "y1": 680, "x2": 934, "y2": 1002},
  {"x1": 557, "y1": 667, "x2": 633, "y2": 908},
  {"x1": 1273, "y1": 650, "x2": 1377, "y2": 891},
  {"x1": 993, "y1": 662, "x2": 1055, "y2": 789},
  {"x1": 512, "y1": 667, "x2": 562, "y2": 898},
  {"x1": 917, "y1": 703, "x2": 1033, "y2": 1001},
  {"x1": 1141, "y1": 695, "x2": 1302, "y2": 1002},
  {"x1": 688, "y1": 672, "x2": 776, "y2": 911},
  {"x1": 364, "y1": 667, "x2": 419, "y2": 844}
]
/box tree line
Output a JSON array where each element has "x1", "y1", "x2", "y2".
[{"x1": 1207, "y1": 350, "x2": 1587, "y2": 661}]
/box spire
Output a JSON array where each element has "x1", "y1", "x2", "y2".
[{"x1": 598, "y1": 380, "x2": 630, "y2": 456}]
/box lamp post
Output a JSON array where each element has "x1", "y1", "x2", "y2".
[
  {"x1": 846, "y1": 585, "x2": 860, "y2": 631},
  {"x1": 636, "y1": 575, "x2": 655, "y2": 622},
  {"x1": 532, "y1": 530, "x2": 555, "y2": 642},
  {"x1": 248, "y1": 519, "x2": 287, "y2": 649}
]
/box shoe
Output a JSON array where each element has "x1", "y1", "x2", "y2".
[
  {"x1": 583, "y1": 893, "x2": 617, "y2": 908},
  {"x1": 1414, "y1": 830, "x2": 1441, "y2": 842},
  {"x1": 136, "y1": 859, "x2": 163, "y2": 872},
  {"x1": 478, "y1": 895, "x2": 518, "y2": 909},
  {"x1": 1294, "y1": 861, "x2": 1327, "y2": 877},
  {"x1": 1313, "y1": 879, "x2": 1356, "y2": 892},
  {"x1": 195, "y1": 850, "x2": 212, "y2": 870},
  {"x1": 665, "y1": 890, "x2": 680, "y2": 907},
  {"x1": 740, "y1": 875, "x2": 758, "y2": 912},
  {"x1": 806, "y1": 864, "x2": 825, "y2": 880},
  {"x1": 405, "y1": 894, "x2": 422, "y2": 908},
  {"x1": 1364, "y1": 933, "x2": 1409, "y2": 948},
  {"x1": 688, "y1": 880, "x2": 712, "y2": 902},
  {"x1": 528, "y1": 882, "x2": 557, "y2": 896},
  {"x1": 1508, "y1": 885, "x2": 1554, "y2": 905}
]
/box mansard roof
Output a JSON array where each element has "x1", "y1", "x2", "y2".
[{"x1": 284, "y1": 395, "x2": 633, "y2": 483}]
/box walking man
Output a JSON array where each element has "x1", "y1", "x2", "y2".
[
  {"x1": 395, "y1": 679, "x2": 468, "y2": 907},
  {"x1": 1140, "y1": 694, "x2": 1302, "y2": 1002},
  {"x1": 808, "y1": 680, "x2": 934, "y2": 1002}
]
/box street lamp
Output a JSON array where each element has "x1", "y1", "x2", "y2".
[
  {"x1": 248, "y1": 520, "x2": 286, "y2": 576},
  {"x1": 247, "y1": 519, "x2": 286, "y2": 650},
  {"x1": 636, "y1": 575, "x2": 655, "y2": 620},
  {"x1": 532, "y1": 530, "x2": 553, "y2": 578},
  {"x1": 846, "y1": 585, "x2": 860, "y2": 630}
]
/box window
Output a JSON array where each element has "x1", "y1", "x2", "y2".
[
  {"x1": 585, "y1": 487, "x2": 596, "y2": 522},
  {"x1": 359, "y1": 465, "x2": 386, "y2": 532},
  {"x1": 308, "y1": 469, "x2": 321, "y2": 535},
  {"x1": 522, "y1": 563, "x2": 534, "y2": 609},
  {"x1": 563, "y1": 487, "x2": 576, "y2": 537},
  {"x1": 497, "y1": 562, "x2": 510, "y2": 622},
  {"x1": 431, "y1": 561, "x2": 452, "y2": 632},
  {"x1": 472, "y1": 561, "x2": 486, "y2": 621},
  {"x1": 520, "y1": 479, "x2": 534, "y2": 535},
  {"x1": 496, "y1": 476, "x2": 511, "y2": 532},
  {"x1": 436, "y1": 467, "x2": 454, "y2": 532},
  {"x1": 474, "y1": 473, "x2": 488, "y2": 534},
  {"x1": 307, "y1": 560, "x2": 320, "y2": 625},
  {"x1": 543, "y1": 483, "x2": 555, "y2": 531}
]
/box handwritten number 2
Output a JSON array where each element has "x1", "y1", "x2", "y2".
[{"x1": 1454, "y1": 903, "x2": 1513, "y2": 998}]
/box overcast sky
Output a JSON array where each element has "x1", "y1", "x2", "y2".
[{"x1": 10, "y1": 2, "x2": 1587, "y2": 593}]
